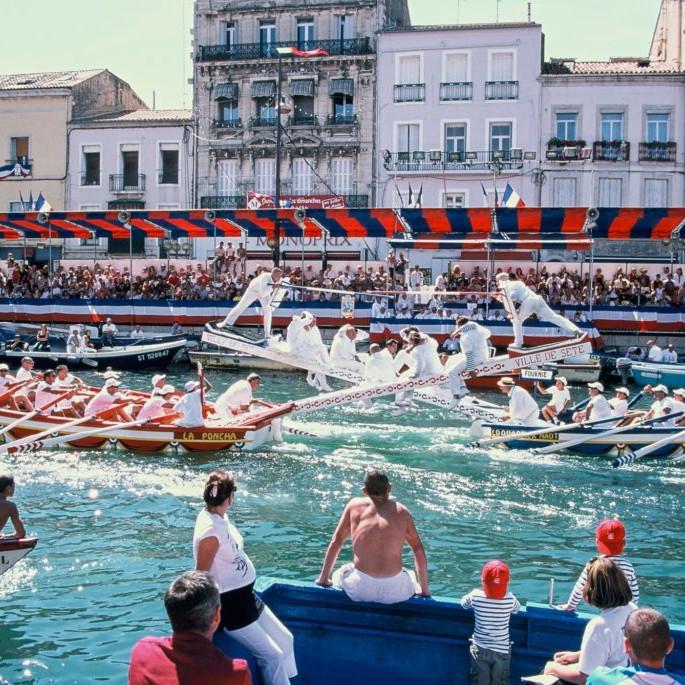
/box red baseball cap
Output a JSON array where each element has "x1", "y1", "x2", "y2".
[
  {"x1": 595, "y1": 519, "x2": 626, "y2": 556},
  {"x1": 481, "y1": 560, "x2": 510, "y2": 599}
]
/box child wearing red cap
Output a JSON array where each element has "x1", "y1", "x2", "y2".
[
  {"x1": 461, "y1": 560, "x2": 520, "y2": 685},
  {"x1": 561, "y1": 518, "x2": 639, "y2": 611}
]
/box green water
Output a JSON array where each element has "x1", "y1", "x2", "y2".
[{"x1": 0, "y1": 369, "x2": 683, "y2": 683}]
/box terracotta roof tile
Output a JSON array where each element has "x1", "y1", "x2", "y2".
[
  {"x1": 543, "y1": 60, "x2": 682, "y2": 75},
  {"x1": 0, "y1": 69, "x2": 105, "y2": 90},
  {"x1": 103, "y1": 109, "x2": 192, "y2": 122}
]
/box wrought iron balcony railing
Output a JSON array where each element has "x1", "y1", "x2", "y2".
[
  {"x1": 439, "y1": 82, "x2": 473, "y2": 101},
  {"x1": 197, "y1": 37, "x2": 373, "y2": 62},
  {"x1": 288, "y1": 114, "x2": 319, "y2": 127},
  {"x1": 344, "y1": 195, "x2": 368, "y2": 208},
  {"x1": 393, "y1": 83, "x2": 425, "y2": 103},
  {"x1": 593, "y1": 141, "x2": 630, "y2": 162},
  {"x1": 325, "y1": 114, "x2": 358, "y2": 127},
  {"x1": 213, "y1": 118, "x2": 243, "y2": 129},
  {"x1": 248, "y1": 115, "x2": 277, "y2": 128},
  {"x1": 109, "y1": 174, "x2": 146, "y2": 192},
  {"x1": 638, "y1": 141, "x2": 677, "y2": 163},
  {"x1": 484, "y1": 81, "x2": 519, "y2": 100},
  {"x1": 383, "y1": 150, "x2": 524, "y2": 173},
  {"x1": 200, "y1": 195, "x2": 246, "y2": 209}
]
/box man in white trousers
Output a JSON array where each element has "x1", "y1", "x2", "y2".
[
  {"x1": 286, "y1": 312, "x2": 332, "y2": 391},
  {"x1": 218, "y1": 267, "x2": 284, "y2": 337},
  {"x1": 444, "y1": 316, "x2": 492, "y2": 398},
  {"x1": 494, "y1": 273, "x2": 582, "y2": 348}
]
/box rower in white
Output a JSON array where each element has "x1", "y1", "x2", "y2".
[
  {"x1": 497, "y1": 377, "x2": 540, "y2": 425},
  {"x1": 85, "y1": 378, "x2": 133, "y2": 422},
  {"x1": 444, "y1": 316, "x2": 492, "y2": 398},
  {"x1": 173, "y1": 381, "x2": 205, "y2": 428},
  {"x1": 639, "y1": 384, "x2": 671, "y2": 422},
  {"x1": 536, "y1": 376, "x2": 571, "y2": 422},
  {"x1": 330, "y1": 324, "x2": 367, "y2": 375},
  {"x1": 214, "y1": 373, "x2": 262, "y2": 418},
  {"x1": 609, "y1": 387, "x2": 630, "y2": 419},
  {"x1": 572, "y1": 382, "x2": 613, "y2": 425},
  {"x1": 494, "y1": 273, "x2": 583, "y2": 349},
  {"x1": 217, "y1": 267, "x2": 284, "y2": 337},
  {"x1": 666, "y1": 388, "x2": 685, "y2": 426},
  {"x1": 285, "y1": 312, "x2": 332, "y2": 391},
  {"x1": 137, "y1": 385, "x2": 176, "y2": 422}
]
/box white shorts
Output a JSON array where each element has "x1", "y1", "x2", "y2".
[{"x1": 333, "y1": 563, "x2": 418, "y2": 604}]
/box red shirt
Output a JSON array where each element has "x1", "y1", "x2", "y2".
[{"x1": 128, "y1": 632, "x2": 251, "y2": 685}]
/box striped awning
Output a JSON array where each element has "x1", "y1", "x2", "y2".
[
  {"x1": 214, "y1": 82, "x2": 239, "y2": 100},
  {"x1": 251, "y1": 80, "x2": 276, "y2": 98},
  {"x1": 289, "y1": 79, "x2": 314, "y2": 97},
  {"x1": 329, "y1": 78, "x2": 354, "y2": 96}
]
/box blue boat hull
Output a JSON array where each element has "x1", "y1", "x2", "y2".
[{"x1": 216, "y1": 579, "x2": 685, "y2": 685}]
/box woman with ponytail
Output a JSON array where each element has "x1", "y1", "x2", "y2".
[{"x1": 193, "y1": 470, "x2": 297, "y2": 685}]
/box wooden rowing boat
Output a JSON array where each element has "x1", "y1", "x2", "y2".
[{"x1": 0, "y1": 537, "x2": 38, "y2": 576}]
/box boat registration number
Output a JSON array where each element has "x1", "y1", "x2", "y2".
[
  {"x1": 489, "y1": 428, "x2": 559, "y2": 442},
  {"x1": 137, "y1": 351, "x2": 167, "y2": 362},
  {"x1": 181, "y1": 431, "x2": 238, "y2": 442}
]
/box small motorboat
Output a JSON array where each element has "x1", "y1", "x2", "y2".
[
  {"x1": 622, "y1": 358, "x2": 685, "y2": 389},
  {"x1": 0, "y1": 537, "x2": 38, "y2": 576}
]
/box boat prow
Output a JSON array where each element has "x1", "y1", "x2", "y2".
[{"x1": 0, "y1": 536, "x2": 38, "y2": 576}]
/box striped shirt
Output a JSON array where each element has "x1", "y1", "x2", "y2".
[
  {"x1": 566, "y1": 555, "x2": 639, "y2": 610},
  {"x1": 461, "y1": 589, "x2": 520, "y2": 653}
]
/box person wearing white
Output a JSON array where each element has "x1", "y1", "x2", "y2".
[
  {"x1": 537, "y1": 376, "x2": 571, "y2": 421},
  {"x1": 66, "y1": 330, "x2": 80, "y2": 354},
  {"x1": 130, "y1": 324, "x2": 146, "y2": 340},
  {"x1": 495, "y1": 273, "x2": 582, "y2": 348},
  {"x1": 642, "y1": 384, "x2": 670, "y2": 421},
  {"x1": 364, "y1": 344, "x2": 396, "y2": 384},
  {"x1": 497, "y1": 377, "x2": 540, "y2": 424},
  {"x1": 409, "y1": 267, "x2": 423, "y2": 290},
  {"x1": 13, "y1": 357, "x2": 36, "y2": 412},
  {"x1": 85, "y1": 378, "x2": 132, "y2": 422},
  {"x1": 194, "y1": 471, "x2": 297, "y2": 685},
  {"x1": 371, "y1": 297, "x2": 387, "y2": 318},
  {"x1": 285, "y1": 312, "x2": 332, "y2": 391},
  {"x1": 34, "y1": 370, "x2": 63, "y2": 412},
  {"x1": 0, "y1": 364, "x2": 15, "y2": 390},
  {"x1": 215, "y1": 373, "x2": 262, "y2": 418},
  {"x1": 218, "y1": 267, "x2": 284, "y2": 337},
  {"x1": 396, "y1": 293, "x2": 413, "y2": 315},
  {"x1": 174, "y1": 381, "x2": 205, "y2": 428},
  {"x1": 405, "y1": 330, "x2": 442, "y2": 378},
  {"x1": 609, "y1": 388, "x2": 630, "y2": 419},
  {"x1": 101, "y1": 318, "x2": 118, "y2": 346},
  {"x1": 573, "y1": 382, "x2": 613, "y2": 425},
  {"x1": 661, "y1": 344, "x2": 678, "y2": 363},
  {"x1": 664, "y1": 388, "x2": 685, "y2": 427},
  {"x1": 137, "y1": 385, "x2": 176, "y2": 421},
  {"x1": 646, "y1": 340, "x2": 663, "y2": 363},
  {"x1": 444, "y1": 317, "x2": 492, "y2": 397},
  {"x1": 330, "y1": 325, "x2": 366, "y2": 374}
]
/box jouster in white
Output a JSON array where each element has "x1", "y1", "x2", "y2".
[
  {"x1": 284, "y1": 312, "x2": 332, "y2": 391},
  {"x1": 444, "y1": 317, "x2": 492, "y2": 397},
  {"x1": 217, "y1": 267, "x2": 284, "y2": 337},
  {"x1": 363, "y1": 344, "x2": 396, "y2": 384},
  {"x1": 404, "y1": 330, "x2": 442, "y2": 378},
  {"x1": 497, "y1": 377, "x2": 540, "y2": 425},
  {"x1": 495, "y1": 273, "x2": 582, "y2": 348},
  {"x1": 330, "y1": 325, "x2": 366, "y2": 375}
]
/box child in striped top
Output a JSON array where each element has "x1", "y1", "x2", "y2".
[
  {"x1": 461, "y1": 560, "x2": 521, "y2": 685},
  {"x1": 561, "y1": 519, "x2": 639, "y2": 611}
]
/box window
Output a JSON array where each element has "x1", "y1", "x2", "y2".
[
  {"x1": 332, "y1": 94, "x2": 353, "y2": 120},
  {"x1": 292, "y1": 159, "x2": 313, "y2": 195},
  {"x1": 489, "y1": 52, "x2": 514, "y2": 81},
  {"x1": 254, "y1": 159, "x2": 276, "y2": 194},
  {"x1": 601, "y1": 112, "x2": 624, "y2": 141},
  {"x1": 444, "y1": 123, "x2": 467, "y2": 159},
  {"x1": 223, "y1": 21, "x2": 236, "y2": 47},
  {"x1": 330, "y1": 158, "x2": 352, "y2": 194},
  {"x1": 297, "y1": 19, "x2": 314, "y2": 49},
  {"x1": 81, "y1": 146, "x2": 100, "y2": 186},
  {"x1": 443, "y1": 52, "x2": 469, "y2": 82},
  {"x1": 644, "y1": 178, "x2": 668, "y2": 207},
  {"x1": 556, "y1": 113, "x2": 578, "y2": 141},
  {"x1": 256, "y1": 98, "x2": 276, "y2": 123},
  {"x1": 259, "y1": 21, "x2": 277, "y2": 55},
  {"x1": 396, "y1": 54, "x2": 421, "y2": 85},
  {"x1": 598, "y1": 177, "x2": 622, "y2": 206},
  {"x1": 160, "y1": 145, "x2": 179, "y2": 185},
  {"x1": 218, "y1": 99, "x2": 239, "y2": 123},
  {"x1": 121, "y1": 149, "x2": 140, "y2": 187},
  {"x1": 552, "y1": 178, "x2": 577, "y2": 207},
  {"x1": 217, "y1": 159, "x2": 239, "y2": 195},
  {"x1": 443, "y1": 192, "x2": 466, "y2": 208},
  {"x1": 646, "y1": 113, "x2": 669, "y2": 143},
  {"x1": 333, "y1": 15, "x2": 354, "y2": 40},
  {"x1": 396, "y1": 124, "x2": 420, "y2": 153},
  {"x1": 489, "y1": 122, "x2": 512, "y2": 153},
  {"x1": 10, "y1": 136, "x2": 29, "y2": 163}
]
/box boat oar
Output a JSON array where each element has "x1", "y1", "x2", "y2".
[
  {"x1": 4, "y1": 416, "x2": 153, "y2": 455},
  {"x1": 0, "y1": 389, "x2": 78, "y2": 439},
  {"x1": 612, "y1": 422, "x2": 685, "y2": 468},
  {"x1": 535, "y1": 411, "x2": 684, "y2": 456}
]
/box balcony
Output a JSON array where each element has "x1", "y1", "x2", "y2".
[
  {"x1": 197, "y1": 37, "x2": 373, "y2": 62},
  {"x1": 200, "y1": 195, "x2": 245, "y2": 209},
  {"x1": 592, "y1": 141, "x2": 630, "y2": 162},
  {"x1": 393, "y1": 83, "x2": 425, "y2": 103},
  {"x1": 212, "y1": 118, "x2": 243, "y2": 130},
  {"x1": 326, "y1": 114, "x2": 358, "y2": 127},
  {"x1": 109, "y1": 174, "x2": 146, "y2": 193},
  {"x1": 383, "y1": 150, "x2": 524, "y2": 173},
  {"x1": 288, "y1": 114, "x2": 319, "y2": 128},
  {"x1": 639, "y1": 141, "x2": 677, "y2": 163},
  {"x1": 545, "y1": 140, "x2": 588, "y2": 161},
  {"x1": 485, "y1": 81, "x2": 519, "y2": 100},
  {"x1": 344, "y1": 195, "x2": 369, "y2": 208},
  {"x1": 439, "y1": 82, "x2": 473, "y2": 101},
  {"x1": 248, "y1": 115, "x2": 277, "y2": 129}
]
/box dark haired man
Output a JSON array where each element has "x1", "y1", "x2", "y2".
[
  {"x1": 0, "y1": 475, "x2": 26, "y2": 539},
  {"x1": 129, "y1": 570, "x2": 251, "y2": 684},
  {"x1": 588, "y1": 608, "x2": 684, "y2": 685},
  {"x1": 316, "y1": 469, "x2": 430, "y2": 604}
]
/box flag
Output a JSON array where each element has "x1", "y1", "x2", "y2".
[
  {"x1": 407, "y1": 183, "x2": 413, "y2": 208},
  {"x1": 35, "y1": 193, "x2": 52, "y2": 213},
  {"x1": 277, "y1": 46, "x2": 330, "y2": 58},
  {"x1": 394, "y1": 182, "x2": 404, "y2": 207},
  {"x1": 414, "y1": 184, "x2": 423, "y2": 209},
  {"x1": 502, "y1": 182, "x2": 526, "y2": 208},
  {"x1": 18, "y1": 191, "x2": 25, "y2": 210},
  {"x1": 480, "y1": 183, "x2": 488, "y2": 200},
  {"x1": 28, "y1": 191, "x2": 34, "y2": 210}
]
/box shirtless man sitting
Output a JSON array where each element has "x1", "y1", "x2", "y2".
[
  {"x1": 315, "y1": 469, "x2": 430, "y2": 604},
  {"x1": 0, "y1": 474, "x2": 26, "y2": 539}
]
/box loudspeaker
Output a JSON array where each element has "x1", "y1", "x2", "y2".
[
  {"x1": 204, "y1": 210, "x2": 217, "y2": 222},
  {"x1": 586, "y1": 207, "x2": 599, "y2": 222},
  {"x1": 294, "y1": 207, "x2": 307, "y2": 222},
  {"x1": 117, "y1": 211, "x2": 131, "y2": 224},
  {"x1": 36, "y1": 212, "x2": 50, "y2": 225}
]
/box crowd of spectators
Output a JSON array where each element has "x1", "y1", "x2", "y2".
[{"x1": 2, "y1": 247, "x2": 685, "y2": 312}]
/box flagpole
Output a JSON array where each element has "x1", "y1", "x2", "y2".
[{"x1": 273, "y1": 51, "x2": 284, "y2": 268}]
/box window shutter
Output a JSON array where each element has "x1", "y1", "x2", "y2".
[
  {"x1": 217, "y1": 160, "x2": 239, "y2": 195},
  {"x1": 491, "y1": 53, "x2": 513, "y2": 81},
  {"x1": 444, "y1": 53, "x2": 468, "y2": 82},
  {"x1": 644, "y1": 179, "x2": 668, "y2": 208},
  {"x1": 552, "y1": 178, "x2": 577, "y2": 207},
  {"x1": 398, "y1": 55, "x2": 421, "y2": 84}
]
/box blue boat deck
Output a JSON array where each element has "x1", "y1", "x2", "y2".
[{"x1": 215, "y1": 580, "x2": 685, "y2": 685}]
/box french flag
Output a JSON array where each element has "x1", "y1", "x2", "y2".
[
  {"x1": 278, "y1": 46, "x2": 330, "y2": 58},
  {"x1": 502, "y1": 182, "x2": 526, "y2": 208}
]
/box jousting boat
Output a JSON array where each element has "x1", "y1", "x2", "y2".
[{"x1": 0, "y1": 537, "x2": 38, "y2": 577}]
